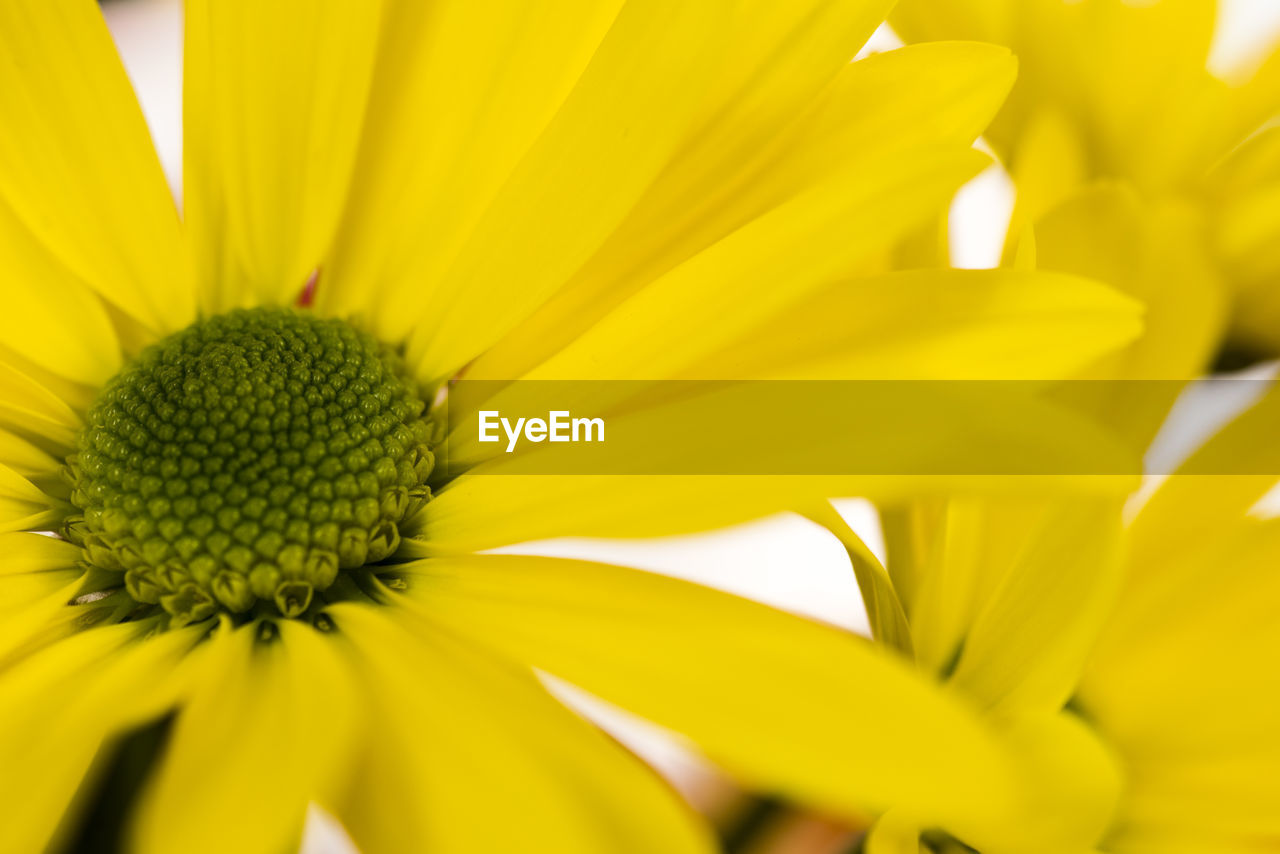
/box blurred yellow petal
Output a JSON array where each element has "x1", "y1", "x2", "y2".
[
  {"x1": 1117, "y1": 753, "x2": 1280, "y2": 843},
  {"x1": 808, "y1": 502, "x2": 913, "y2": 654},
  {"x1": 1003, "y1": 107, "x2": 1088, "y2": 255},
  {"x1": 1081, "y1": 515, "x2": 1280, "y2": 850},
  {"x1": 891, "y1": 0, "x2": 1011, "y2": 44},
  {"x1": 1034, "y1": 185, "x2": 1225, "y2": 451},
  {"x1": 900, "y1": 499, "x2": 1023, "y2": 676},
  {"x1": 897, "y1": 0, "x2": 1219, "y2": 189},
  {"x1": 1039, "y1": 187, "x2": 1223, "y2": 378},
  {"x1": 947, "y1": 502, "x2": 1124, "y2": 715},
  {"x1": 1218, "y1": 40, "x2": 1280, "y2": 161},
  {"x1": 864, "y1": 812, "x2": 924, "y2": 854},
  {"x1": 0, "y1": 0, "x2": 191, "y2": 334},
  {"x1": 0, "y1": 623, "x2": 201, "y2": 854},
  {"x1": 978, "y1": 712, "x2": 1122, "y2": 854},
  {"x1": 1085, "y1": 519, "x2": 1280, "y2": 754},
  {"x1": 330, "y1": 603, "x2": 715, "y2": 854},
  {"x1": 184, "y1": 0, "x2": 383, "y2": 311},
  {"x1": 877, "y1": 502, "x2": 945, "y2": 624},
  {"x1": 1124, "y1": 388, "x2": 1280, "y2": 583},
  {"x1": 395, "y1": 554, "x2": 1019, "y2": 830},
  {"x1": 1209, "y1": 127, "x2": 1280, "y2": 352},
  {"x1": 1107, "y1": 827, "x2": 1280, "y2": 854},
  {"x1": 131, "y1": 621, "x2": 361, "y2": 854}
]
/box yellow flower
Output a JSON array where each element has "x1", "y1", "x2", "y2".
[
  {"x1": 0, "y1": 1, "x2": 1144, "y2": 852},
  {"x1": 891, "y1": 0, "x2": 1280, "y2": 398},
  {"x1": 1076, "y1": 392, "x2": 1280, "y2": 853},
  {"x1": 824, "y1": 391, "x2": 1280, "y2": 853}
]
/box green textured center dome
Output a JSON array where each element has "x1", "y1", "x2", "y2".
[{"x1": 66, "y1": 307, "x2": 434, "y2": 625}]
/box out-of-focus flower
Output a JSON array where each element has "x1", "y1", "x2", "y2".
[
  {"x1": 815, "y1": 389, "x2": 1280, "y2": 853},
  {"x1": 892, "y1": 0, "x2": 1280, "y2": 411},
  {"x1": 0, "y1": 1, "x2": 1146, "y2": 853}
]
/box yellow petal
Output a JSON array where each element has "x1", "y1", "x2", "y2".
[
  {"x1": 329, "y1": 603, "x2": 715, "y2": 854},
  {"x1": 871, "y1": 712, "x2": 1121, "y2": 854},
  {"x1": 680, "y1": 268, "x2": 1143, "y2": 380},
  {"x1": 946, "y1": 502, "x2": 1124, "y2": 715},
  {"x1": 1003, "y1": 107, "x2": 1088, "y2": 257},
  {"x1": 470, "y1": 39, "x2": 1015, "y2": 381},
  {"x1": 0, "y1": 534, "x2": 83, "y2": 642},
  {"x1": 1124, "y1": 388, "x2": 1280, "y2": 584},
  {"x1": 1084, "y1": 519, "x2": 1280, "y2": 755},
  {"x1": 865, "y1": 812, "x2": 924, "y2": 854},
  {"x1": 1035, "y1": 185, "x2": 1225, "y2": 451},
  {"x1": 0, "y1": 360, "x2": 84, "y2": 451},
  {"x1": 415, "y1": 475, "x2": 817, "y2": 553},
  {"x1": 318, "y1": 0, "x2": 627, "y2": 326},
  {"x1": 0, "y1": 199, "x2": 121, "y2": 386},
  {"x1": 976, "y1": 712, "x2": 1122, "y2": 854},
  {"x1": 0, "y1": 0, "x2": 191, "y2": 334},
  {"x1": 891, "y1": 0, "x2": 1010, "y2": 44},
  {"x1": 0, "y1": 461, "x2": 59, "y2": 532},
  {"x1": 1080, "y1": 512, "x2": 1280, "y2": 847},
  {"x1": 130, "y1": 620, "x2": 361, "y2": 854},
  {"x1": 418, "y1": 468, "x2": 1137, "y2": 557},
  {"x1": 1223, "y1": 41, "x2": 1280, "y2": 145},
  {"x1": 523, "y1": 147, "x2": 989, "y2": 381},
  {"x1": 0, "y1": 534, "x2": 97, "y2": 664},
  {"x1": 903, "y1": 499, "x2": 1021, "y2": 676},
  {"x1": 1209, "y1": 127, "x2": 1280, "y2": 353},
  {"x1": 1039, "y1": 186, "x2": 1223, "y2": 376},
  {"x1": 404, "y1": 0, "x2": 736, "y2": 382},
  {"x1": 880, "y1": 496, "x2": 1126, "y2": 727},
  {"x1": 1042, "y1": 0, "x2": 1215, "y2": 185},
  {"x1": 394, "y1": 554, "x2": 1020, "y2": 830},
  {"x1": 807, "y1": 502, "x2": 913, "y2": 655},
  {"x1": 877, "y1": 501, "x2": 945, "y2": 621},
  {"x1": 0, "y1": 430, "x2": 60, "y2": 482},
  {"x1": 1107, "y1": 825, "x2": 1280, "y2": 854},
  {"x1": 0, "y1": 622, "x2": 201, "y2": 854},
  {"x1": 896, "y1": 0, "x2": 1217, "y2": 188},
  {"x1": 0, "y1": 531, "x2": 81, "y2": 580},
  {"x1": 1117, "y1": 753, "x2": 1280, "y2": 844},
  {"x1": 184, "y1": 0, "x2": 384, "y2": 312}
]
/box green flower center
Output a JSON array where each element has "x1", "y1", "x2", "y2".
[{"x1": 64, "y1": 307, "x2": 434, "y2": 626}]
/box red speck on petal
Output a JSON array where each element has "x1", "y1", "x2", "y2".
[{"x1": 297, "y1": 270, "x2": 320, "y2": 307}]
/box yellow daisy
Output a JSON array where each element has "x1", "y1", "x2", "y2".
[
  {"x1": 1075, "y1": 397, "x2": 1280, "y2": 853},
  {"x1": 890, "y1": 0, "x2": 1280, "y2": 418},
  {"x1": 0, "y1": 1, "x2": 1144, "y2": 852},
  {"x1": 801, "y1": 393, "x2": 1280, "y2": 853}
]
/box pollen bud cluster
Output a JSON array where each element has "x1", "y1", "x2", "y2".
[{"x1": 64, "y1": 307, "x2": 434, "y2": 625}]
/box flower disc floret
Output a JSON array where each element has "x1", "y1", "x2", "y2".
[{"x1": 65, "y1": 307, "x2": 434, "y2": 624}]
